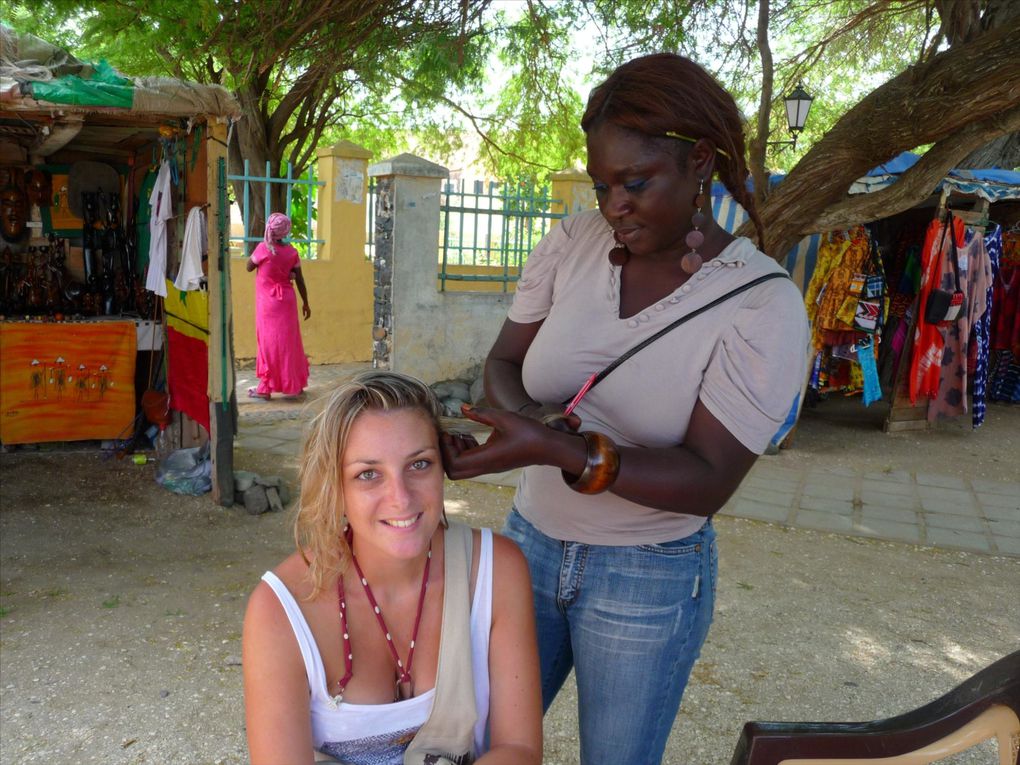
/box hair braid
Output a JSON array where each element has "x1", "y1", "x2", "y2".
[{"x1": 718, "y1": 154, "x2": 767, "y2": 248}]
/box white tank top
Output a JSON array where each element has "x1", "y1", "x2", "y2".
[{"x1": 262, "y1": 527, "x2": 493, "y2": 763}]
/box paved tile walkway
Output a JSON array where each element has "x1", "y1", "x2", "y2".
[
  {"x1": 724, "y1": 462, "x2": 1019, "y2": 557},
  {"x1": 236, "y1": 365, "x2": 1020, "y2": 558}
]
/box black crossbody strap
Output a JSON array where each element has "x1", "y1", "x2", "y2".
[{"x1": 586, "y1": 272, "x2": 790, "y2": 394}]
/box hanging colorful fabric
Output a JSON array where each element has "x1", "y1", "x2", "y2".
[
  {"x1": 854, "y1": 300, "x2": 881, "y2": 332},
  {"x1": 837, "y1": 295, "x2": 860, "y2": 327},
  {"x1": 809, "y1": 350, "x2": 822, "y2": 389},
  {"x1": 864, "y1": 274, "x2": 884, "y2": 299},
  {"x1": 856, "y1": 338, "x2": 882, "y2": 406},
  {"x1": 831, "y1": 343, "x2": 857, "y2": 361}
]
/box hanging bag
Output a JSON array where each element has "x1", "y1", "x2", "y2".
[
  {"x1": 924, "y1": 217, "x2": 966, "y2": 324},
  {"x1": 852, "y1": 238, "x2": 886, "y2": 334}
]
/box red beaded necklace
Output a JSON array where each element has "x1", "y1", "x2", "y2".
[{"x1": 334, "y1": 530, "x2": 432, "y2": 702}]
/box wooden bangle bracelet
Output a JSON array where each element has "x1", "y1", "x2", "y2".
[{"x1": 562, "y1": 431, "x2": 621, "y2": 495}]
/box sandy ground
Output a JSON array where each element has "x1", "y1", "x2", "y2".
[{"x1": 1, "y1": 398, "x2": 1018, "y2": 764}]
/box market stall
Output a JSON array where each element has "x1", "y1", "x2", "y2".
[
  {"x1": 713, "y1": 154, "x2": 1020, "y2": 438},
  {"x1": 1, "y1": 26, "x2": 241, "y2": 503}
]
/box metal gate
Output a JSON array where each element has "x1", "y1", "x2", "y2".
[
  {"x1": 438, "y1": 179, "x2": 565, "y2": 291},
  {"x1": 225, "y1": 159, "x2": 326, "y2": 259}
]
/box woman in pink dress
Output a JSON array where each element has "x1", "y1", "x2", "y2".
[{"x1": 246, "y1": 213, "x2": 310, "y2": 399}]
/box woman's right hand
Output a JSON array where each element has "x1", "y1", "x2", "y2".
[{"x1": 441, "y1": 405, "x2": 583, "y2": 480}]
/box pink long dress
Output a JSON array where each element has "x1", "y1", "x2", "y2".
[{"x1": 252, "y1": 241, "x2": 309, "y2": 396}]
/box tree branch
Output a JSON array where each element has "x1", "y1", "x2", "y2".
[
  {"x1": 748, "y1": 0, "x2": 772, "y2": 209},
  {"x1": 809, "y1": 104, "x2": 1020, "y2": 233},
  {"x1": 744, "y1": 21, "x2": 1020, "y2": 258}
]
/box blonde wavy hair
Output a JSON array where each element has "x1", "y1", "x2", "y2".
[{"x1": 295, "y1": 370, "x2": 444, "y2": 598}]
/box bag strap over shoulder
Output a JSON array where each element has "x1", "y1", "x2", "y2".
[
  {"x1": 562, "y1": 272, "x2": 789, "y2": 413},
  {"x1": 404, "y1": 522, "x2": 477, "y2": 765}
]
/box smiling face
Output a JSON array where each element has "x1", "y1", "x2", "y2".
[
  {"x1": 586, "y1": 121, "x2": 699, "y2": 261},
  {"x1": 340, "y1": 407, "x2": 444, "y2": 565}
]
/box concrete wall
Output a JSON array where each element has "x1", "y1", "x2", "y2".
[
  {"x1": 369, "y1": 154, "x2": 512, "y2": 383},
  {"x1": 230, "y1": 141, "x2": 374, "y2": 364},
  {"x1": 366, "y1": 155, "x2": 597, "y2": 384}
]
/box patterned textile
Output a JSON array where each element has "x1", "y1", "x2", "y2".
[
  {"x1": 971, "y1": 226, "x2": 1001, "y2": 427},
  {"x1": 803, "y1": 228, "x2": 884, "y2": 399},
  {"x1": 812, "y1": 228, "x2": 872, "y2": 339},
  {"x1": 909, "y1": 216, "x2": 964, "y2": 403},
  {"x1": 803, "y1": 234, "x2": 850, "y2": 327},
  {"x1": 0, "y1": 320, "x2": 136, "y2": 444},
  {"x1": 988, "y1": 350, "x2": 1020, "y2": 402},
  {"x1": 320, "y1": 727, "x2": 421, "y2": 765},
  {"x1": 928, "y1": 230, "x2": 993, "y2": 421}
]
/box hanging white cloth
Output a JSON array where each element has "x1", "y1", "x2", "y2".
[
  {"x1": 174, "y1": 206, "x2": 207, "y2": 291},
  {"x1": 145, "y1": 160, "x2": 173, "y2": 297}
]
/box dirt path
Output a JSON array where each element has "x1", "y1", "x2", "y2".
[
  {"x1": 1, "y1": 399, "x2": 1017, "y2": 764},
  {"x1": 780, "y1": 395, "x2": 1019, "y2": 483}
]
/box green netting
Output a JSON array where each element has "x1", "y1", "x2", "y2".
[{"x1": 29, "y1": 60, "x2": 134, "y2": 109}]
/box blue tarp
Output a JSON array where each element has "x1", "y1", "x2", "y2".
[
  {"x1": 846, "y1": 151, "x2": 1020, "y2": 201},
  {"x1": 947, "y1": 167, "x2": 1020, "y2": 185},
  {"x1": 865, "y1": 152, "x2": 921, "y2": 176}
]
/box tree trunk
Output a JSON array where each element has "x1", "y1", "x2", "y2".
[
  {"x1": 744, "y1": 21, "x2": 1020, "y2": 259},
  {"x1": 748, "y1": 0, "x2": 772, "y2": 211},
  {"x1": 228, "y1": 84, "x2": 287, "y2": 254},
  {"x1": 956, "y1": 131, "x2": 1020, "y2": 169}
]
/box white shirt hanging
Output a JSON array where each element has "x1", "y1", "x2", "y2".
[
  {"x1": 145, "y1": 161, "x2": 173, "y2": 297},
  {"x1": 174, "y1": 206, "x2": 207, "y2": 291}
]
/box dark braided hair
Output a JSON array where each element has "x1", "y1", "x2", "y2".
[{"x1": 581, "y1": 53, "x2": 765, "y2": 247}]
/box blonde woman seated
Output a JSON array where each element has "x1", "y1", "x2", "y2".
[{"x1": 243, "y1": 372, "x2": 542, "y2": 765}]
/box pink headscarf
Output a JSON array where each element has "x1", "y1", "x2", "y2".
[{"x1": 264, "y1": 212, "x2": 292, "y2": 255}]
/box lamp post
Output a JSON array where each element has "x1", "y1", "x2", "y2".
[{"x1": 768, "y1": 83, "x2": 814, "y2": 150}]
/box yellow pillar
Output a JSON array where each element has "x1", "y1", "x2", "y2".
[
  {"x1": 229, "y1": 140, "x2": 375, "y2": 364},
  {"x1": 550, "y1": 166, "x2": 595, "y2": 218},
  {"x1": 306, "y1": 140, "x2": 374, "y2": 363}
]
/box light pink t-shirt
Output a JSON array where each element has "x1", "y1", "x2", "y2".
[{"x1": 508, "y1": 209, "x2": 809, "y2": 545}]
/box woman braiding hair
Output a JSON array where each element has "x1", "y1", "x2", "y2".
[{"x1": 442, "y1": 52, "x2": 809, "y2": 765}]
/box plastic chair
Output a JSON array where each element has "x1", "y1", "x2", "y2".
[{"x1": 730, "y1": 650, "x2": 1020, "y2": 765}]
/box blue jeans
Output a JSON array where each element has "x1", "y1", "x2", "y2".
[{"x1": 503, "y1": 508, "x2": 717, "y2": 765}]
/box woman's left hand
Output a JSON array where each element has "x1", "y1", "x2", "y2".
[{"x1": 302, "y1": 302, "x2": 311, "y2": 320}]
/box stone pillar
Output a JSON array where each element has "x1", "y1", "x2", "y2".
[
  {"x1": 550, "y1": 166, "x2": 595, "y2": 218},
  {"x1": 367, "y1": 154, "x2": 449, "y2": 372}
]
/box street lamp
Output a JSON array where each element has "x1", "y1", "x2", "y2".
[{"x1": 769, "y1": 83, "x2": 814, "y2": 150}]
